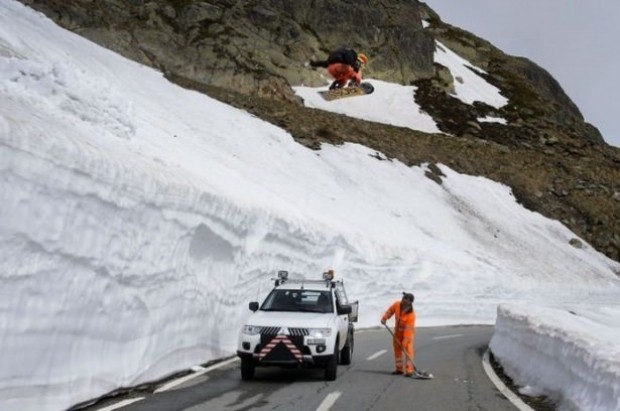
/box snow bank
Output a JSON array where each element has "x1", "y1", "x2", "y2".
[
  {"x1": 1, "y1": 2, "x2": 619, "y2": 411},
  {"x1": 490, "y1": 304, "x2": 620, "y2": 411}
]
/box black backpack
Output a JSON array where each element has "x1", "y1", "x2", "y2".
[{"x1": 326, "y1": 47, "x2": 359, "y2": 66}]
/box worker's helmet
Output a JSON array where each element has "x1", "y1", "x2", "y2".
[
  {"x1": 402, "y1": 292, "x2": 414, "y2": 302},
  {"x1": 357, "y1": 53, "x2": 368, "y2": 65}
]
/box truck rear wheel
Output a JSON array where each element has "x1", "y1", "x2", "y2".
[{"x1": 340, "y1": 331, "x2": 353, "y2": 365}]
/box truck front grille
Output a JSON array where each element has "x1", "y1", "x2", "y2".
[
  {"x1": 259, "y1": 327, "x2": 309, "y2": 336},
  {"x1": 259, "y1": 327, "x2": 280, "y2": 336}
]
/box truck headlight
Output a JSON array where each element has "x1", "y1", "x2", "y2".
[
  {"x1": 242, "y1": 325, "x2": 261, "y2": 335},
  {"x1": 309, "y1": 328, "x2": 332, "y2": 338}
]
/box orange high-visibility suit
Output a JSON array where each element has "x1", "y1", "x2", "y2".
[
  {"x1": 327, "y1": 63, "x2": 362, "y2": 89},
  {"x1": 382, "y1": 301, "x2": 416, "y2": 373}
]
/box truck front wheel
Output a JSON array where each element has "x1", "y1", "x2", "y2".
[
  {"x1": 324, "y1": 342, "x2": 339, "y2": 381},
  {"x1": 241, "y1": 357, "x2": 255, "y2": 380}
]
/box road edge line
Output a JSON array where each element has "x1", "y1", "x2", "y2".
[
  {"x1": 482, "y1": 349, "x2": 533, "y2": 411},
  {"x1": 94, "y1": 397, "x2": 145, "y2": 411},
  {"x1": 154, "y1": 357, "x2": 239, "y2": 393}
]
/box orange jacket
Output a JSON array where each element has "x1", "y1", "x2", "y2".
[{"x1": 382, "y1": 301, "x2": 416, "y2": 337}]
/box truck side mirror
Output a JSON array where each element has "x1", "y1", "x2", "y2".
[
  {"x1": 249, "y1": 302, "x2": 259, "y2": 312},
  {"x1": 337, "y1": 305, "x2": 352, "y2": 315},
  {"x1": 349, "y1": 300, "x2": 359, "y2": 322}
]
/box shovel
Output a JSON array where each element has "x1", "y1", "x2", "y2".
[{"x1": 383, "y1": 323, "x2": 434, "y2": 379}]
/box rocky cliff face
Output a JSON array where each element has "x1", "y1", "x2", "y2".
[
  {"x1": 20, "y1": 0, "x2": 620, "y2": 263},
  {"x1": 21, "y1": 0, "x2": 436, "y2": 101}
]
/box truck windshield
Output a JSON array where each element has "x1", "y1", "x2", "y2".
[{"x1": 261, "y1": 289, "x2": 333, "y2": 313}]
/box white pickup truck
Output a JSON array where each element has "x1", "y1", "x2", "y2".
[{"x1": 237, "y1": 271, "x2": 359, "y2": 381}]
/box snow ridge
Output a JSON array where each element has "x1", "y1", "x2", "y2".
[{"x1": 490, "y1": 304, "x2": 620, "y2": 411}]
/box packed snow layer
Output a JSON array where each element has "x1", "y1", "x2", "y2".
[
  {"x1": 490, "y1": 304, "x2": 620, "y2": 411},
  {"x1": 293, "y1": 79, "x2": 441, "y2": 133},
  {"x1": 1, "y1": 2, "x2": 619, "y2": 410}
]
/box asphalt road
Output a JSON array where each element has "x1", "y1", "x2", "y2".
[{"x1": 93, "y1": 325, "x2": 517, "y2": 411}]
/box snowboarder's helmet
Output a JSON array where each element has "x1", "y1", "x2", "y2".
[{"x1": 357, "y1": 53, "x2": 368, "y2": 65}]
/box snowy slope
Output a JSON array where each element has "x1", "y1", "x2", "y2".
[{"x1": 0, "y1": 2, "x2": 619, "y2": 410}]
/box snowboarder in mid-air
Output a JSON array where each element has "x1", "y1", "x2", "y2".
[{"x1": 310, "y1": 47, "x2": 368, "y2": 90}]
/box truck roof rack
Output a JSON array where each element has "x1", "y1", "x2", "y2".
[{"x1": 271, "y1": 270, "x2": 341, "y2": 288}]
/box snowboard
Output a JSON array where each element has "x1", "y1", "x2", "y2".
[{"x1": 320, "y1": 82, "x2": 375, "y2": 101}]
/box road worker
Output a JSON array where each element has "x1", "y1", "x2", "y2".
[{"x1": 381, "y1": 292, "x2": 416, "y2": 376}]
